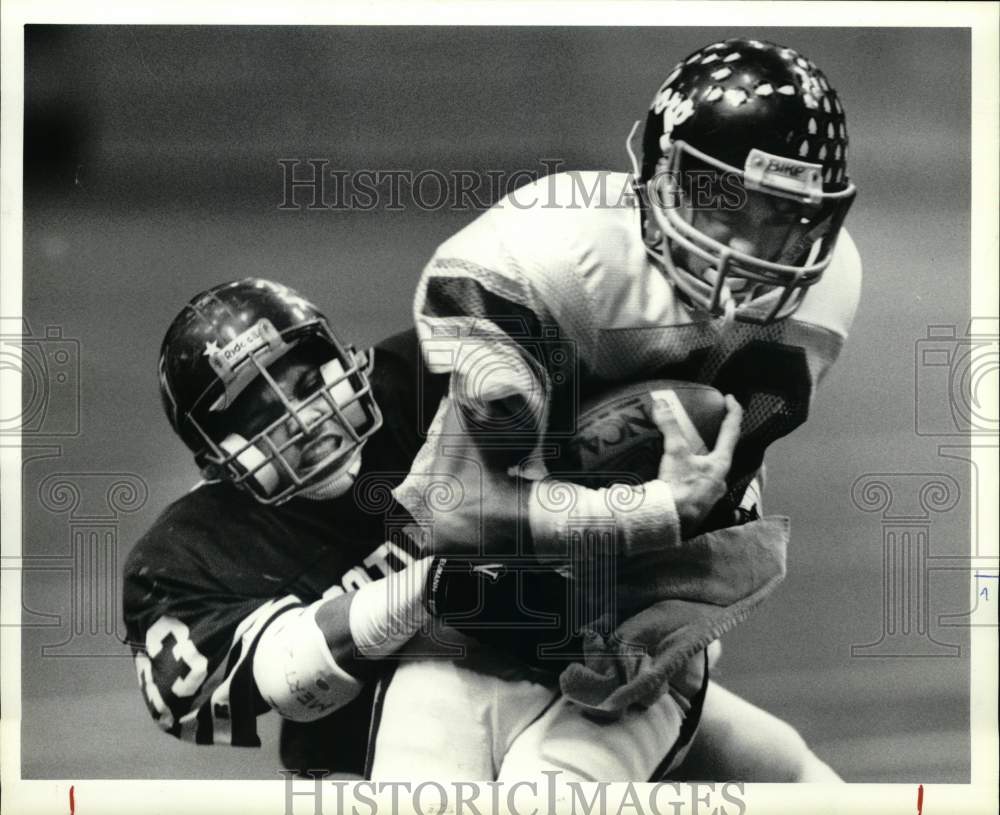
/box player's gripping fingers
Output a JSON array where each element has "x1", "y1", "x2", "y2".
[
  {"x1": 652, "y1": 394, "x2": 693, "y2": 464},
  {"x1": 707, "y1": 395, "x2": 743, "y2": 471}
]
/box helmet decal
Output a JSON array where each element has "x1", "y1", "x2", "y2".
[
  {"x1": 651, "y1": 86, "x2": 695, "y2": 138},
  {"x1": 203, "y1": 318, "x2": 293, "y2": 411}
]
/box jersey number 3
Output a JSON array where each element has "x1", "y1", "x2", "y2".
[{"x1": 136, "y1": 616, "x2": 209, "y2": 728}]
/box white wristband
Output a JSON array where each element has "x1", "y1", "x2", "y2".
[
  {"x1": 528, "y1": 478, "x2": 681, "y2": 561},
  {"x1": 348, "y1": 557, "x2": 433, "y2": 657}
]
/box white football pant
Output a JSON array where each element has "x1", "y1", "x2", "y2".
[{"x1": 367, "y1": 643, "x2": 707, "y2": 782}]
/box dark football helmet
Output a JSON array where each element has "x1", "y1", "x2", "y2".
[
  {"x1": 159, "y1": 278, "x2": 382, "y2": 504},
  {"x1": 627, "y1": 38, "x2": 857, "y2": 324}
]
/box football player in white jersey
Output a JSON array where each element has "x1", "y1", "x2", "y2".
[{"x1": 371, "y1": 38, "x2": 858, "y2": 782}]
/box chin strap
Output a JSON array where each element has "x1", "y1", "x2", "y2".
[
  {"x1": 299, "y1": 456, "x2": 362, "y2": 501},
  {"x1": 720, "y1": 288, "x2": 737, "y2": 330}
]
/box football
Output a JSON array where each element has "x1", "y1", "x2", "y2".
[{"x1": 552, "y1": 379, "x2": 727, "y2": 490}]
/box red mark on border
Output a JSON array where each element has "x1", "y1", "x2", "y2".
[
  {"x1": 70, "y1": 785, "x2": 76, "y2": 815},
  {"x1": 917, "y1": 784, "x2": 924, "y2": 815}
]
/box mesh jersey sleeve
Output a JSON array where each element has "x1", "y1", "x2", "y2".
[
  {"x1": 413, "y1": 179, "x2": 603, "y2": 462},
  {"x1": 415, "y1": 258, "x2": 562, "y2": 464}
]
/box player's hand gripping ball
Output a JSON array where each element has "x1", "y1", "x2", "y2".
[{"x1": 554, "y1": 380, "x2": 745, "y2": 536}]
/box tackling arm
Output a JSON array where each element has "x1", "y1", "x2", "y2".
[
  {"x1": 252, "y1": 558, "x2": 433, "y2": 723},
  {"x1": 125, "y1": 520, "x2": 434, "y2": 738}
]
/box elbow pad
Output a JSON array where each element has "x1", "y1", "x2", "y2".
[{"x1": 253, "y1": 601, "x2": 362, "y2": 723}]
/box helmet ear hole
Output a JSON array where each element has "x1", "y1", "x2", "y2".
[{"x1": 218, "y1": 434, "x2": 281, "y2": 495}]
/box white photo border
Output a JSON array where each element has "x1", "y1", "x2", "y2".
[{"x1": 2, "y1": 2, "x2": 997, "y2": 814}]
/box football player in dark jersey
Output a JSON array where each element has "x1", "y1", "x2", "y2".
[
  {"x1": 124, "y1": 278, "x2": 454, "y2": 772},
  {"x1": 374, "y1": 37, "x2": 854, "y2": 781}
]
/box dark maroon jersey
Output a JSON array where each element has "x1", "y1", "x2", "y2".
[{"x1": 123, "y1": 329, "x2": 446, "y2": 774}]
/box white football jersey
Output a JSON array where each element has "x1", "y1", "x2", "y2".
[{"x1": 414, "y1": 170, "x2": 862, "y2": 510}]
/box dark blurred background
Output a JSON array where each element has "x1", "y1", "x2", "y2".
[{"x1": 19, "y1": 26, "x2": 974, "y2": 780}]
